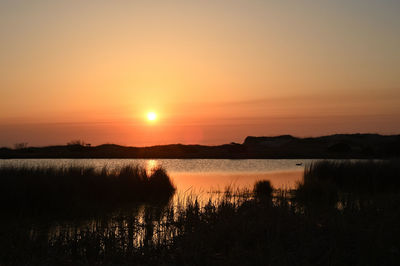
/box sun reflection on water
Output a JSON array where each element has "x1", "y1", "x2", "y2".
[{"x1": 145, "y1": 159, "x2": 159, "y2": 175}]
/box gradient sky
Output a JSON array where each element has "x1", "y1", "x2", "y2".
[{"x1": 1, "y1": 0, "x2": 400, "y2": 147}]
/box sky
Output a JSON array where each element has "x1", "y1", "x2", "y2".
[{"x1": 1, "y1": 0, "x2": 400, "y2": 147}]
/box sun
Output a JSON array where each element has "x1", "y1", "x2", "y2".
[{"x1": 147, "y1": 112, "x2": 157, "y2": 121}]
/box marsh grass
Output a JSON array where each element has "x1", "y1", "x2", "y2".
[
  {"x1": 4, "y1": 180, "x2": 399, "y2": 266},
  {"x1": 1, "y1": 161, "x2": 400, "y2": 265},
  {"x1": 295, "y1": 160, "x2": 400, "y2": 211},
  {"x1": 0, "y1": 164, "x2": 175, "y2": 215},
  {"x1": 302, "y1": 160, "x2": 400, "y2": 194}
]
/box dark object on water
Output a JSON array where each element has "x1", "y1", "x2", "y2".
[{"x1": 296, "y1": 163, "x2": 303, "y2": 166}]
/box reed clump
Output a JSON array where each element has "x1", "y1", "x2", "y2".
[
  {"x1": 295, "y1": 160, "x2": 400, "y2": 207},
  {"x1": 253, "y1": 180, "x2": 273, "y2": 198},
  {"x1": 0, "y1": 165, "x2": 175, "y2": 214},
  {"x1": 302, "y1": 160, "x2": 400, "y2": 194}
]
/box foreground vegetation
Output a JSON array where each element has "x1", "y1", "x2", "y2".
[
  {"x1": 0, "y1": 165, "x2": 175, "y2": 215},
  {"x1": 1, "y1": 160, "x2": 399, "y2": 265}
]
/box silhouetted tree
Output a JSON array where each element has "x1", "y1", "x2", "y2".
[
  {"x1": 14, "y1": 142, "x2": 28, "y2": 150},
  {"x1": 67, "y1": 140, "x2": 85, "y2": 146}
]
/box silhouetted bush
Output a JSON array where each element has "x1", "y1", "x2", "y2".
[
  {"x1": 13, "y1": 142, "x2": 28, "y2": 150},
  {"x1": 0, "y1": 164, "x2": 175, "y2": 214},
  {"x1": 67, "y1": 139, "x2": 85, "y2": 146},
  {"x1": 253, "y1": 180, "x2": 273, "y2": 198}
]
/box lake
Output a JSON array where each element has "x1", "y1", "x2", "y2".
[{"x1": 0, "y1": 159, "x2": 315, "y2": 193}]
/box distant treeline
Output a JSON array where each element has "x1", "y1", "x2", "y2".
[{"x1": 1, "y1": 134, "x2": 400, "y2": 159}]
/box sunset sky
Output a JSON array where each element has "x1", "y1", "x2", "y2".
[{"x1": 1, "y1": 0, "x2": 399, "y2": 147}]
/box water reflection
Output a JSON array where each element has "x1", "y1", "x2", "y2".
[
  {"x1": 47, "y1": 202, "x2": 176, "y2": 252},
  {"x1": 11, "y1": 189, "x2": 255, "y2": 261},
  {"x1": 0, "y1": 158, "x2": 311, "y2": 174},
  {"x1": 171, "y1": 170, "x2": 303, "y2": 192},
  {"x1": 145, "y1": 159, "x2": 159, "y2": 176}
]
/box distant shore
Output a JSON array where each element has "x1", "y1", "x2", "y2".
[{"x1": 1, "y1": 134, "x2": 399, "y2": 159}]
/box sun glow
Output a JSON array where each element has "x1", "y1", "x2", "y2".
[{"x1": 147, "y1": 112, "x2": 157, "y2": 121}]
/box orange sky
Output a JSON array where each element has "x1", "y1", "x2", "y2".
[{"x1": 1, "y1": 1, "x2": 400, "y2": 147}]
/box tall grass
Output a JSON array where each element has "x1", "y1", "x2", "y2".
[
  {"x1": 3, "y1": 179, "x2": 399, "y2": 266},
  {"x1": 295, "y1": 160, "x2": 400, "y2": 209},
  {"x1": 302, "y1": 160, "x2": 400, "y2": 194},
  {"x1": 1, "y1": 161, "x2": 400, "y2": 265},
  {"x1": 0, "y1": 164, "x2": 175, "y2": 214}
]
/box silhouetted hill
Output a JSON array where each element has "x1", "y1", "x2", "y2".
[
  {"x1": 243, "y1": 134, "x2": 400, "y2": 158},
  {"x1": 1, "y1": 134, "x2": 399, "y2": 159}
]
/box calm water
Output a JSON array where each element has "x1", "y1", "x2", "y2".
[{"x1": 0, "y1": 159, "x2": 315, "y2": 191}]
